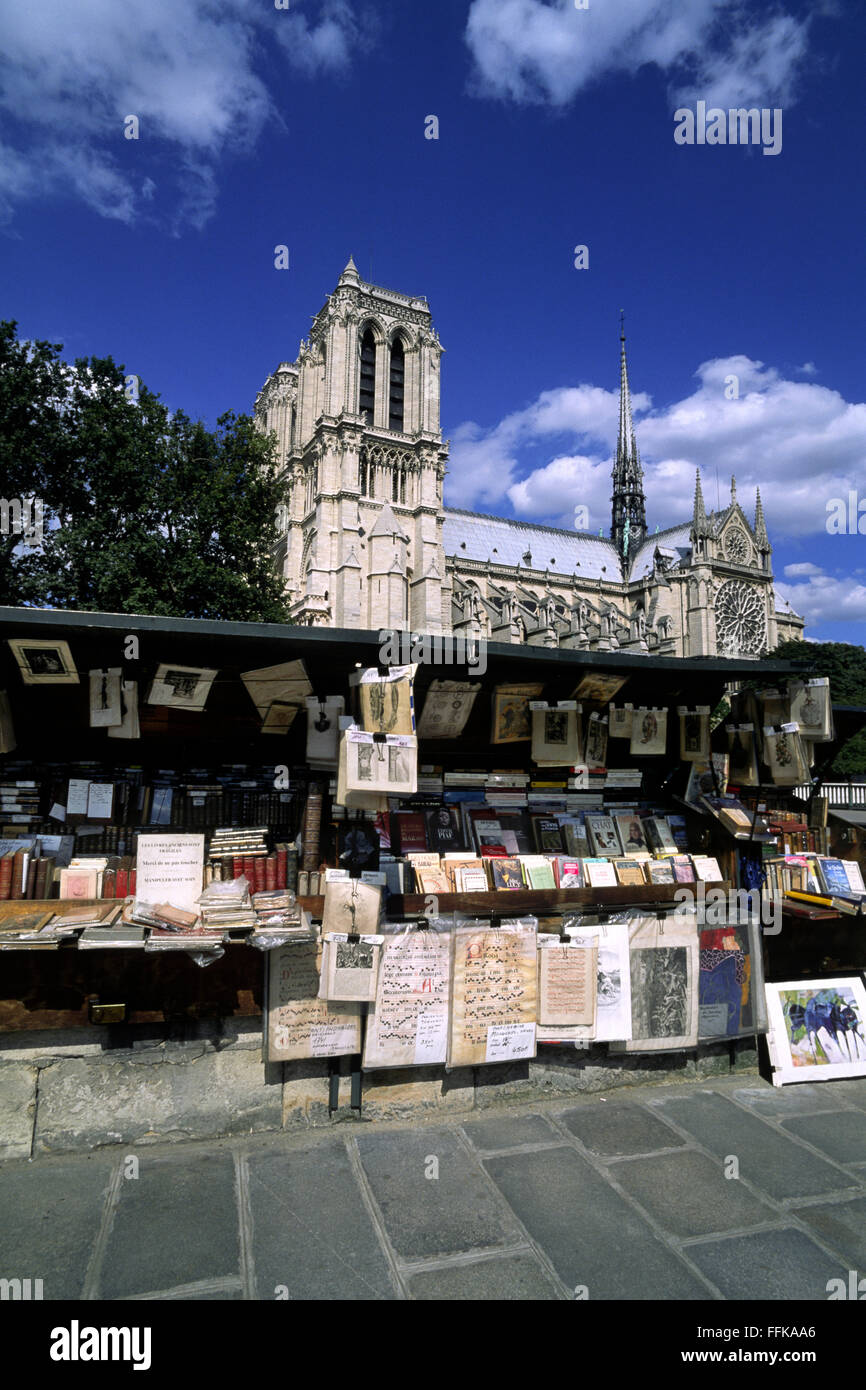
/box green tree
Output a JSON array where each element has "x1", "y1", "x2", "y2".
[
  {"x1": 771, "y1": 638, "x2": 866, "y2": 775},
  {"x1": 0, "y1": 320, "x2": 291, "y2": 621}
]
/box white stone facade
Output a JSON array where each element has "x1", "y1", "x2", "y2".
[{"x1": 257, "y1": 263, "x2": 805, "y2": 657}]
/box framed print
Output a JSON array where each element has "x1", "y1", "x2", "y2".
[
  {"x1": 146, "y1": 663, "x2": 217, "y2": 712},
  {"x1": 629, "y1": 707, "x2": 668, "y2": 756},
  {"x1": 88, "y1": 668, "x2": 123, "y2": 727},
  {"x1": 765, "y1": 978, "x2": 866, "y2": 1085},
  {"x1": 8, "y1": 638, "x2": 79, "y2": 685},
  {"x1": 678, "y1": 706, "x2": 710, "y2": 761}
]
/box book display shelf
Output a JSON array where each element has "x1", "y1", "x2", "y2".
[{"x1": 0, "y1": 605, "x2": 863, "y2": 1082}]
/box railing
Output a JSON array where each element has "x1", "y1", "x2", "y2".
[{"x1": 793, "y1": 781, "x2": 866, "y2": 806}]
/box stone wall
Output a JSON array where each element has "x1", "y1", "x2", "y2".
[{"x1": 0, "y1": 1022, "x2": 759, "y2": 1160}]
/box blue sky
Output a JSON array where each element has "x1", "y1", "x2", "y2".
[{"x1": 1, "y1": 0, "x2": 864, "y2": 640}]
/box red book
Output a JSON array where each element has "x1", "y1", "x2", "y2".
[
  {"x1": 265, "y1": 853, "x2": 277, "y2": 891},
  {"x1": 129, "y1": 868, "x2": 136, "y2": 896},
  {"x1": 231, "y1": 857, "x2": 245, "y2": 880},
  {"x1": 394, "y1": 812, "x2": 427, "y2": 854},
  {"x1": 102, "y1": 868, "x2": 116, "y2": 898},
  {"x1": 116, "y1": 865, "x2": 128, "y2": 898},
  {"x1": 253, "y1": 856, "x2": 267, "y2": 894},
  {"x1": 275, "y1": 846, "x2": 287, "y2": 890},
  {"x1": 0, "y1": 850, "x2": 13, "y2": 900},
  {"x1": 10, "y1": 849, "x2": 26, "y2": 899},
  {"x1": 242, "y1": 854, "x2": 256, "y2": 886}
]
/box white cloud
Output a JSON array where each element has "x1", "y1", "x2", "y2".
[
  {"x1": 464, "y1": 0, "x2": 811, "y2": 108},
  {"x1": 0, "y1": 0, "x2": 361, "y2": 229},
  {"x1": 784, "y1": 562, "x2": 823, "y2": 578},
  {"x1": 445, "y1": 353, "x2": 866, "y2": 542},
  {"x1": 776, "y1": 569, "x2": 866, "y2": 627}
]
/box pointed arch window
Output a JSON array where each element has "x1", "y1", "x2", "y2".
[
  {"x1": 359, "y1": 329, "x2": 376, "y2": 425},
  {"x1": 389, "y1": 338, "x2": 405, "y2": 432}
]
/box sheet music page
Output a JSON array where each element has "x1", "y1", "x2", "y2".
[
  {"x1": 448, "y1": 924, "x2": 537, "y2": 1067},
  {"x1": 363, "y1": 929, "x2": 452, "y2": 1069},
  {"x1": 539, "y1": 943, "x2": 597, "y2": 1026}
]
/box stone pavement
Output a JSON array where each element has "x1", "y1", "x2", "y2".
[{"x1": 1, "y1": 1072, "x2": 865, "y2": 1301}]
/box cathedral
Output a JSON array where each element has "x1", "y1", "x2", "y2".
[{"x1": 256, "y1": 260, "x2": 804, "y2": 658}]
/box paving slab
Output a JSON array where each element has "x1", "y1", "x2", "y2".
[
  {"x1": 0, "y1": 1155, "x2": 114, "y2": 1300},
  {"x1": 611, "y1": 1150, "x2": 777, "y2": 1237},
  {"x1": 99, "y1": 1152, "x2": 239, "y2": 1299},
  {"x1": 355, "y1": 1128, "x2": 518, "y2": 1260},
  {"x1": 462, "y1": 1112, "x2": 560, "y2": 1151},
  {"x1": 732, "y1": 1084, "x2": 848, "y2": 1117},
  {"x1": 557, "y1": 1102, "x2": 687, "y2": 1156},
  {"x1": 790, "y1": 1195, "x2": 866, "y2": 1270},
  {"x1": 780, "y1": 1110, "x2": 866, "y2": 1165},
  {"x1": 653, "y1": 1091, "x2": 857, "y2": 1200},
  {"x1": 685, "y1": 1228, "x2": 849, "y2": 1301},
  {"x1": 407, "y1": 1252, "x2": 562, "y2": 1300},
  {"x1": 0, "y1": 1062, "x2": 37, "y2": 1161},
  {"x1": 247, "y1": 1142, "x2": 396, "y2": 1301},
  {"x1": 484, "y1": 1147, "x2": 711, "y2": 1300},
  {"x1": 816, "y1": 1078, "x2": 866, "y2": 1109}
]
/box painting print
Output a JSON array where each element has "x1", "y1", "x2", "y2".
[
  {"x1": 698, "y1": 923, "x2": 766, "y2": 1039},
  {"x1": 765, "y1": 977, "x2": 866, "y2": 1085}
]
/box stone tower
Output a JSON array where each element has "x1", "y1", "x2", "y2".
[{"x1": 256, "y1": 258, "x2": 450, "y2": 631}]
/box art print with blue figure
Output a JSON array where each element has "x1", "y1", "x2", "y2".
[
  {"x1": 782, "y1": 987, "x2": 866, "y2": 1067},
  {"x1": 698, "y1": 926, "x2": 754, "y2": 1038}
]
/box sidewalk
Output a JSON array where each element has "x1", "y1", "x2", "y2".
[{"x1": 1, "y1": 1072, "x2": 865, "y2": 1301}]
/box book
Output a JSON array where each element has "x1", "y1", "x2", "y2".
[
  {"x1": 612, "y1": 814, "x2": 652, "y2": 858},
  {"x1": 671, "y1": 854, "x2": 696, "y2": 883},
  {"x1": 644, "y1": 816, "x2": 678, "y2": 855},
  {"x1": 554, "y1": 857, "x2": 584, "y2": 888},
  {"x1": 647, "y1": 860, "x2": 675, "y2": 884},
  {"x1": 613, "y1": 858, "x2": 647, "y2": 886},
  {"x1": 583, "y1": 858, "x2": 618, "y2": 887},
  {"x1": 817, "y1": 858, "x2": 855, "y2": 896},
  {"x1": 521, "y1": 856, "x2": 556, "y2": 890},
  {"x1": 585, "y1": 814, "x2": 621, "y2": 857},
  {"x1": 692, "y1": 856, "x2": 723, "y2": 882},
  {"x1": 456, "y1": 862, "x2": 489, "y2": 892},
  {"x1": 490, "y1": 857, "x2": 525, "y2": 890},
  {"x1": 532, "y1": 816, "x2": 564, "y2": 854}
]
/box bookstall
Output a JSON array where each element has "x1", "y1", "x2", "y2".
[{"x1": 1, "y1": 604, "x2": 865, "y2": 1144}]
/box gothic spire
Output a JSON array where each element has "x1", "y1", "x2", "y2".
[
  {"x1": 754, "y1": 486, "x2": 769, "y2": 549},
  {"x1": 610, "y1": 315, "x2": 647, "y2": 569},
  {"x1": 691, "y1": 469, "x2": 711, "y2": 537}
]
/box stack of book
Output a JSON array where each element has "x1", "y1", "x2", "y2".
[{"x1": 0, "y1": 780, "x2": 41, "y2": 826}]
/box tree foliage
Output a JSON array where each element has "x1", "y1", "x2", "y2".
[
  {"x1": 0, "y1": 321, "x2": 291, "y2": 621},
  {"x1": 771, "y1": 638, "x2": 866, "y2": 775}
]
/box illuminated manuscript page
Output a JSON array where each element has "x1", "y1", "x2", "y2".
[
  {"x1": 448, "y1": 924, "x2": 537, "y2": 1067},
  {"x1": 363, "y1": 929, "x2": 452, "y2": 1069}
]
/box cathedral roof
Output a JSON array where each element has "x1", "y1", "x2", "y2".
[
  {"x1": 628, "y1": 522, "x2": 695, "y2": 580},
  {"x1": 443, "y1": 509, "x2": 623, "y2": 581}
]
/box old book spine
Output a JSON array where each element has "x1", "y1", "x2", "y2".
[
  {"x1": 265, "y1": 852, "x2": 277, "y2": 891},
  {"x1": 275, "y1": 845, "x2": 288, "y2": 890},
  {"x1": 10, "y1": 849, "x2": 26, "y2": 899},
  {"x1": 301, "y1": 785, "x2": 323, "y2": 873},
  {"x1": 34, "y1": 857, "x2": 49, "y2": 900},
  {"x1": 285, "y1": 847, "x2": 298, "y2": 894},
  {"x1": 0, "y1": 852, "x2": 13, "y2": 901}
]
